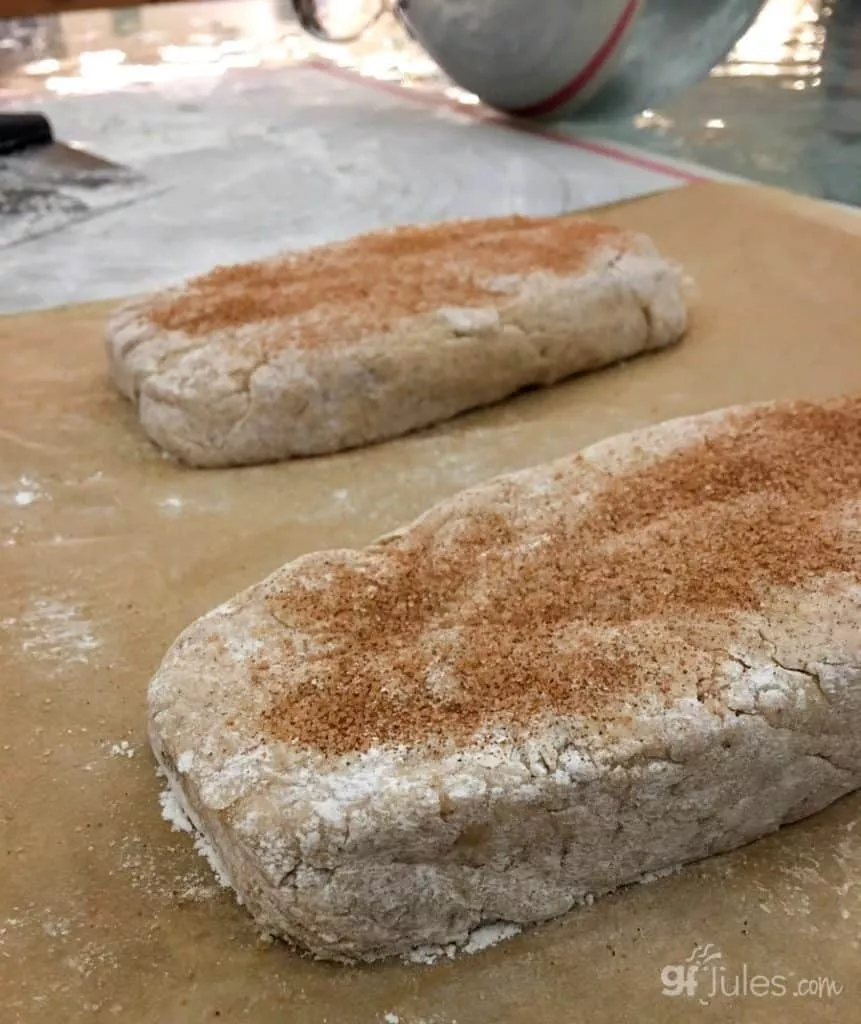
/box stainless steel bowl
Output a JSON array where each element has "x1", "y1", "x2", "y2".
[{"x1": 294, "y1": 0, "x2": 768, "y2": 120}]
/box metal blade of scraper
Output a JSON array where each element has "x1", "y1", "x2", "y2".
[
  {"x1": 0, "y1": 112, "x2": 137, "y2": 182},
  {"x1": 0, "y1": 112, "x2": 152, "y2": 248}
]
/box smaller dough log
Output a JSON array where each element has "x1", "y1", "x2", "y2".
[{"x1": 107, "y1": 214, "x2": 686, "y2": 467}]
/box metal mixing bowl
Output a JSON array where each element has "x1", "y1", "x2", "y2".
[{"x1": 294, "y1": 0, "x2": 768, "y2": 120}]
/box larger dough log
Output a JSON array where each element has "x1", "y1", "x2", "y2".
[{"x1": 150, "y1": 396, "x2": 861, "y2": 961}]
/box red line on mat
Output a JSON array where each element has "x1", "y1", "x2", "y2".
[
  {"x1": 309, "y1": 60, "x2": 704, "y2": 185},
  {"x1": 508, "y1": 0, "x2": 640, "y2": 118}
]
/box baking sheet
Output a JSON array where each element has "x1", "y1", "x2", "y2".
[{"x1": 2, "y1": 182, "x2": 861, "y2": 1024}]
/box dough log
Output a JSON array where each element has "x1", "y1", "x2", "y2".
[
  {"x1": 150, "y1": 396, "x2": 861, "y2": 961},
  {"x1": 107, "y1": 214, "x2": 686, "y2": 467}
]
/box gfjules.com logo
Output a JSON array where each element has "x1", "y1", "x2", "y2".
[{"x1": 661, "y1": 944, "x2": 844, "y2": 1004}]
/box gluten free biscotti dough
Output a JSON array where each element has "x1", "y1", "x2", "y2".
[
  {"x1": 107, "y1": 214, "x2": 687, "y2": 467},
  {"x1": 150, "y1": 396, "x2": 861, "y2": 962}
]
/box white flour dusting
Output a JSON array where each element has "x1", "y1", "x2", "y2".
[
  {"x1": 331, "y1": 488, "x2": 353, "y2": 510},
  {"x1": 462, "y1": 922, "x2": 522, "y2": 954},
  {"x1": 192, "y1": 835, "x2": 233, "y2": 892},
  {"x1": 63, "y1": 941, "x2": 120, "y2": 978},
  {"x1": 405, "y1": 922, "x2": 522, "y2": 964},
  {"x1": 159, "y1": 788, "x2": 193, "y2": 834},
  {"x1": 108, "y1": 741, "x2": 135, "y2": 759},
  {"x1": 1, "y1": 474, "x2": 45, "y2": 508},
  {"x1": 406, "y1": 946, "x2": 454, "y2": 965},
  {"x1": 638, "y1": 864, "x2": 680, "y2": 885},
  {"x1": 159, "y1": 787, "x2": 232, "y2": 890},
  {"x1": 159, "y1": 495, "x2": 185, "y2": 513},
  {"x1": 119, "y1": 826, "x2": 222, "y2": 905},
  {"x1": 157, "y1": 493, "x2": 230, "y2": 516},
  {"x1": 41, "y1": 918, "x2": 71, "y2": 938},
  {"x1": 19, "y1": 598, "x2": 101, "y2": 664},
  {"x1": 3, "y1": 524, "x2": 22, "y2": 547}
]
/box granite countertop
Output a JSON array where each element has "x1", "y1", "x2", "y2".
[
  {"x1": 2, "y1": 0, "x2": 858, "y2": 315},
  {"x1": 0, "y1": 60, "x2": 695, "y2": 315}
]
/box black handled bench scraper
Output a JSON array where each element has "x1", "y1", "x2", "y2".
[{"x1": 0, "y1": 111, "x2": 150, "y2": 247}]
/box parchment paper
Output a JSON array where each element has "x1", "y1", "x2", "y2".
[{"x1": 2, "y1": 183, "x2": 861, "y2": 1024}]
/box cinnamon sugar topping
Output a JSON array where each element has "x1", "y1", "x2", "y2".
[
  {"x1": 260, "y1": 398, "x2": 861, "y2": 755},
  {"x1": 146, "y1": 215, "x2": 626, "y2": 348}
]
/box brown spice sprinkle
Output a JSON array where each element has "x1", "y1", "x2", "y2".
[
  {"x1": 145, "y1": 215, "x2": 626, "y2": 349},
  {"x1": 259, "y1": 398, "x2": 861, "y2": 755}
]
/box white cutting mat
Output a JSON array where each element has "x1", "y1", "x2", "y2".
[{"x1": 0, "y1": 63, "x2": 703, "y2": 314}]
